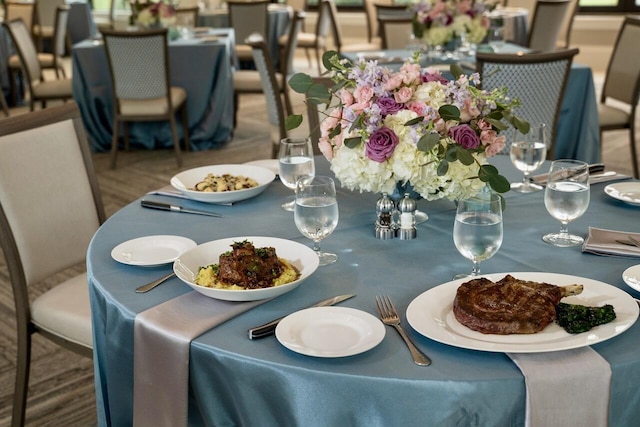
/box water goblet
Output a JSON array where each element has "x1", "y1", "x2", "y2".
[
  {"x1": 509, "y1": 123, "x2": 548, "y2": 193},
  {"x1": 542, "y1": 159, "x2": 590, "y2": 247},
  {"x1": 488, "y1": 27, "x2": 505, "y2": 52},
  {"x1": 294, "y1": 176, "x2": 339, "y2": 266},
  {"x1": 453, "y1": 188, "x2": 503, "y2": 278},
  {"x1": 278, "y1": 137, "x2": 315, "y2": 211}
]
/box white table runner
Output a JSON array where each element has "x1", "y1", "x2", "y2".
[
  {"x1": 508, "y1": 347, "x2": 611, "y2": 427},
  {"x1": 133, "y1": 291, "x2": 266, "y2": 427}
]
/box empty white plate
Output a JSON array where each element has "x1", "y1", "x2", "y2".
[
  {"x1": 623, "y1": 264, "x2": 640, "y2": 292},
  {"x1": 111, "y1": 235, "x2": 197, "y2": 267},
  {"x1": 604, "y1": 182, "x2": 640, "y2": 206},
  {"x1": 275, "y1": 307, "x2": 385, "y2": 358}
]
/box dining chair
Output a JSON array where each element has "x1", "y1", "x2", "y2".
[
  {"x1": 175, "y1": 6, "x2": 200, "y2": 28},
  {"x1": 33, "y1": 0, "x2": 65, "y2": 52},
  {"x1": 246, "y1": 33, "x2": 289, "y2": 158},
  {"x1": 8, "y1": 6, "x2": 70, "y2": 80},
  {"x1": 556, "y1": 0, "x2": 579, "y2": 48},
  {"x1": 598, "y1": 16, "x2": 640, "y2": 179},
  {"x1": 94, "y1": 0, "x2": 117, "y2": 30},
  {"x1": 279, "y1": 9, "x2": 305, "y2": 80},
  {"x1": 3, "y1": 18, "x2": 73, "y2": 111},
  {"x1": 476, "y1": 48, "x2": 579, "y2": 159},
  {"x1": 378, "y1": 16, "x2": 414, "y2": 50},
  {"x1": 101, "y1": 28, "x2": 191, "y2": 169},
  {"x1": 0, "y1": 102, "x2": 106, "y2": 427},
  {"x1": 0, "y1": 90, "x2": 9, "y2": 117},
  {"x1": 4, "y1": 1, "x2": 37, "y2": 104},
  {"x1": 363, "y1": 0, "x2": 393, "y2": 45},
  {"x1": 227, "y1": 0, "x2": 270, "y2": 64},
  {"x1": 323, "y1": 0, "x2": 380, "y2": 66},
  {"x1": 527, "y1": 0, "x2": 571, "y2": 51}
]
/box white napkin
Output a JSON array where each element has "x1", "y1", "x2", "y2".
[
  {"x1": 582, "y1": 227, "x2": 640, "y2": 258},
  {"x1": 133, "y1": 292, "x2": 266, "y2": 427},
  {"x1": 508, "y1": 347, "x2": 611, "y2": 427},
  {"x1": 146, "y1": 185, "x2": 234, "y2": 205}
]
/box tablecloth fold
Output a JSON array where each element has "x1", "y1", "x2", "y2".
[
  {"x1": 508, "y1": 347, "x2": 611, "y2": 427},
  {"x1": 133, "y1": 291, "x2": 265, "y2": 427}
]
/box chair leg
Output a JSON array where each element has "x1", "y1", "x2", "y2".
[
  {"x1": 181, "y1": 104, "x2": 190, "y2": 152},
  {"x1": 304, "y1": 48, "x2": 312, "y2": 68},
  {"x1": 110, "y1": 119, "x2": 120, "y2": 169},
  {"x1": 169, "y1": 115, "x2": 182, "y2": 168},
  {"x1": 233, "y1": 91, "x2": 239, "y2": 129},
  {"x1": 630, "y1": 126, "x2": 639, "y2": 179},
  {"x1": 12, "y1": 326, "x2": 32, "y2": 427},
  {"x1": 0, "y1": 90, "x2": 9, "y2": 117},
  {"x1": 315, "y1": 47, "x2": 322, "y2": 75},
  {"x1": 123, "y1": 122, "x2": 130, "y2": 152}
]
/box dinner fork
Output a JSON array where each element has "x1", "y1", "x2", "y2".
[{"x1": 375, "y1": 295, "x2": 431, "y2": 366}]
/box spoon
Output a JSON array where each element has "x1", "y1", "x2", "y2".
[{"x1": 135, "y1": 272, "x2": 175, "y2": 293}]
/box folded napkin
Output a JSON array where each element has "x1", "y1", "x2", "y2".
[
  {"x1": 133, "y1": 292, "x2": 266, "y2": 427},
  {"x1": 508, "y1": 348, "x2": 611, "y2": 427},
  {"x1": 582, "y1": 227, "x2": 640, "y2": 258}
]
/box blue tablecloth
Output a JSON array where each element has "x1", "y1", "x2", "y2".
[
  {"x1": 72, "y1": 32, "x2": 235, "y2": 151},
  {"x1": 87, "y1": 156, "x2": 640, "y2": 426}
]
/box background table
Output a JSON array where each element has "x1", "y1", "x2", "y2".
[
  {"x1": 87, "y1": 156, "x2": 640, "y2": 426},
  {"x1": 72, "y1": 31, "x2": 235, "y2": 151}
]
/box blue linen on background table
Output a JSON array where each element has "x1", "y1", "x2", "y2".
[
  {"x1": 72, "y1": 31, "x2": 235, "y2": 152},
  {"x1": 87, "y1": 157, "x2": 640, "y2": 426}
]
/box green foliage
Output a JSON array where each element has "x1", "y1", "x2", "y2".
[{"x1": 555, "y1": 303, "x2": 617, "y2": 334}]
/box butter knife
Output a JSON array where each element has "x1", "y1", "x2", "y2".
[
  {"x1": 141, "y1": 200, "x2": 222, "y2": 218},
  {"x1": 248, "y1": 294, "x2": 356, "y2": 339},
  {"x1": 531, "y1": 163, "x2": 605, "y2": 185}
]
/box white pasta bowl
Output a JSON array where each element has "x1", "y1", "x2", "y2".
[
  {"x1": 170, "y1": 164, "x2": 276, "y2": 204},
  {"x1": 173, "y1": 236, "x2": 320, "y2": 301}
]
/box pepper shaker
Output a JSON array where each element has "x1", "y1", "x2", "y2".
[
  {"x1": 375, "y1": 193, "x2": 395, "y2": 239},
  {"x1": 397, "y1": 193, "x2": 417, "y2": 240}
]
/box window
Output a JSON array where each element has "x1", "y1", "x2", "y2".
[{"x1": 579, "y1": 0, "x2": 640, "y2": 13}]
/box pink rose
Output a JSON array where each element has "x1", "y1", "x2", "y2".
[
  {"x1": 394, "y1": 87, "x2": 413, "y2": 104},
  {"x1": 339, "y1": 89, "x2": 353, "y2": 107},
  {"x1": 320, "y1": 107, "x2": 342, "y2": 138},
  {"x1": 477, "y1": 119, "x2": 492, "y2": 131},
  {"x1": 399, "y1": 63, "x2": 421, "y2": 84},
  {"x1": 318, "y1": 138, "x2": 334, "y2": 160},
  {"x1": 383, "y1": 74, "x2": 403, "y2": 91},
  {"x1": 406, "y1": 101, "x2": 427, "y2": 116},
  {"x1": 484, "y1": 136, "x2": 506, "y2": 157},
  {"x1": 480, "y1": 129, "x2": 498, "y2": 146},
  {"x1": 353, "y1": 85, "x2": 374, "y2": 104}
]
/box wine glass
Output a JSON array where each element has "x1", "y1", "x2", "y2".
[
  {"x1": 543, "y1": 159, "x2": 590, "y2": 247},
  {"x1": 509, "y1": 123, "x2": 548, "y2": 193},
  {"x1": 278, "y1": 137, "x2": 315, "y2": 211},
  {"x1": 294, "y1": 176, "x2": 339, "y2": 266},
  {"x1": 453, "y1": 188, "x2": 503, "y2": 278},
  {"x1": 488, "y1": 27, "x2": 505, "y2": 52}
]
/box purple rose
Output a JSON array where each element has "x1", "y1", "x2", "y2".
[
  {"x1": 422, "y1": 72, "x2": 449, "y2": 84},
  {"x1": 366, "y1": 127, "x2": 399, "y2": 162},
  {"x1": 376, "y1": 96, "x2": 403, "y2": 116},
  {"x1": 449, "y1": 124, "x2": 481, "y2": 149}
]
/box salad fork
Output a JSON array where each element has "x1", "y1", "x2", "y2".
[{"x1": 375, "y1": 295, "x2": 431, "y2": 366}]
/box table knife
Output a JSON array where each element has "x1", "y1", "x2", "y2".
[
  {"x1": 141, "y1": 200, "x2": 222, "y2": 218},
  {"x1": 531, "y1": 163, "x2": 606, "y2": 185},
  {"x1": 248, "y1": 294, "x2": 356, "y2": 339}
]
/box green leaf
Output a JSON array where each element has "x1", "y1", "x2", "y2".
[
  {"x1": 450, "y1": 63, "x2": 464, "y2": 80},
  {"x1": 344, "y1": 136, "x2": 362, "y2": 148},
  {"x1": 437, "y1": 160, "x2": 449, "y2": 176},
  {"x1": 513, "y1": 116, "x2": 530, "y2": 134},
  {"x1": 328, "y1": 124, "x2": 342, "y2": 139},
  {"x1": 404, "y1": 116, "x2": 424, "y2": 126},
  {"x1": 322, "y1": 50, "x2": 341, "y2": 72},
  {"x1": 439, "y1": 105, "x2": 460, "y2": 122},
  {"x1": 288, "y1": 73, "x2": 313, "y2": 94},
  {"x1": 306, "y1": 83, "x2": 331, "y2": 105},
  {"x1": 456, "y1": 148, "x2": 475, "y2": 165},
  {"x1": 484, "y1": 117, "x2": 508, "y2": 131},
  {"x1": 488, "y1": 174, "x2": 511, "y2": 194},
  {"x1": 445, "y1": 144, "x2": 458, "y2": 162},
  {"x1": 417, "y1": 133, "x2": 440, "y2": 153},
  {"x1": 285, "y1": 114, "x2": 303, "y2": 131}
]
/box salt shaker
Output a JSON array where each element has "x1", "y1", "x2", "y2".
[
  {"x1": 397, "y1": 193, "x2": 417, "y2": 240},
  {"x1": 375, "y1": 193, "x2": 395, "y2": 239}
]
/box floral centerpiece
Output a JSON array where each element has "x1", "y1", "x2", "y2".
[
  {"x1": 286, "y1": 51, "x2": 528, "y2": 203},
  {"x1": 411, "y1": 0, "x2": 495, "y2": 46},
  {"x1": 132, "y1": 0, "x2": 177, "y2": 29}
]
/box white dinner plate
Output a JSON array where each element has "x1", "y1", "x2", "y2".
[
  {"x1": 243, "y1": 159, "x2": 279, "y2": 175},
  {"x1": 623, "y1": 265, "x2": 640, "y2": 292},
  {"x1": 406, "y1": 272, "x2": 639, "y2": 353},
  {"x1": 111, "y1": 235, "x2": 197, "y2": 267},
  {"x1": 604, "y1": 182, "x2": 640, "y2": 206},
  {"x1": 170, "y1": 164, "x2": 276, "y2": 204},
  {"x1": 275, "y1": 307, "x2": 386, "y2": 357},
  {"x1": 173, "y1": 236, "x2": 319, "y2": 301}
]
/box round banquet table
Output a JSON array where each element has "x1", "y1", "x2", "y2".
[{"x1": 87, "y1": 156, "x2": 640, "y2": 426}]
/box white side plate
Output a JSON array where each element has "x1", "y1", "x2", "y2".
[
  {"x1": 276, "y1": 307, "x2": 386, "y2": 358},
  {"x1": 604, "y1": 182, "x2": 640, "y2": 206},
  {"x1": 111, "y1": 235, "x2": 197, "y2": 267},
  {"x1": 623, "y1": 265, "x2": 640, "y2": 292}
]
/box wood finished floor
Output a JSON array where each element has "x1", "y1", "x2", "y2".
[{"x1": 0, "y1": 69, "x2": 637, "y2": 426}]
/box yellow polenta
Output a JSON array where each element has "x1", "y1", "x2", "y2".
[{"x1": 195, "y1": 258, "x2": 299, "y2": 290}]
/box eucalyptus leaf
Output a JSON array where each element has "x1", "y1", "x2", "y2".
[
  {"x1": 450, "y1": 63, "x2": 464, "y2": 80},
  {"x1": 456, "y1": 148, "x2": 475, "y2": 165},
  {"x1": 417, "y1": 132, "x2": 440, "y2": 152},
  {"x1": 513, "y1": 116, "x2": 530, "y2": 134},
  {"x1": 328, "y1": 124, "x2": 342, "y2": 139},
  {"x1": 285, "y1": 114, "x2": 303, "y2": 131},
  {"x1": 307, "y1": 83, "x2": 331, "y2": 105},
  {"x1": 488, "y1": 174, "x2": 511, "y2": 194},
  {"x1": 288, "y1": 73, "x2": 314, "y2": 94},
  {"x1": 437, "y1": 160, "x2": 449, "y2": 176},
  {"x1": 445, "y1": 145, "x2": 458, "y2": 162},
  {"x1": 344, "y1": 136, "x2": 362, "y2": 148},
  {"x1": 404, "y1": 116, "x2": 424, "y2": 126},
  {"x1": 322, "y1": 50, "x2": 342, "y2": 71},
  {"x1": 439, "y1": 105, "x2": 460, "y2": 122}
]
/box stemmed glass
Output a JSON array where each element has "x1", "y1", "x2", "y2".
[
  {"x1": 278, "y1": 137, "x2": 315, "y2": 211},
  {"x1": 488, "y1": 27, "x2": 505, "y2": 52},
  {"x1": 543, "y1": 159, "x2": 590, "y2": 247},
  {"x1": 294, "y1": 176, "x2": 339, "y2": 266},
  {"x1": 453, "y1": 188, "x2": 503, "y2": 278},
  {"x1": 509, "y1": 123, "x2": 548, "y2": 193}
]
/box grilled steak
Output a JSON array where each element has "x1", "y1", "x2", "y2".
[
  {"x1": 453, "y1": 275, "x2": 583, "y2": 334},
  {"x1": 218, "y1": 241, "x2": 284, "y2": 289}
]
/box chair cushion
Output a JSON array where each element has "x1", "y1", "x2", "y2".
[
  {"x1": 32, "y1": 25, "x2": 55, "y2": 39},
  {"x1": 31, "y1": 273, "x2": 93, "y2": 348},
  {"x1": 9, "y1": 52, "x2": 64, "y2": 70},
  {"x1": 233, "y1": 71, "x2": 285, "y2": 92},
  {"x1": 598, "y1": 103, "x2": 630, "y2": 128},
  {"x1": 119, "y1": 87, "x2": 187, "y2": 116},
  {"x1": 284, "y1": 32, "x2": 317, "y2": 48},
  {"x1": 236, "y1": 44, "x2": 253, "y2": 61},
  {"x1": 32, "y1": 78, "x2": 73, "y2": 99}
]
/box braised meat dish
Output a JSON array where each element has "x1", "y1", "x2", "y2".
[
  {"x1": 217, "y1": 241, "x2": 285, "y2": 289},
  {"x1": 453, "y1": 275, "x2": 583, "y2": 335}
]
